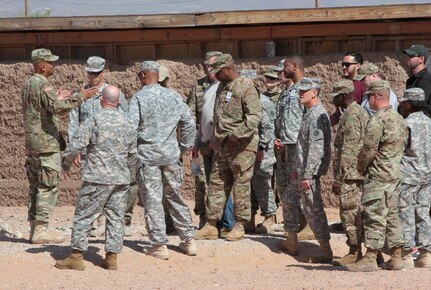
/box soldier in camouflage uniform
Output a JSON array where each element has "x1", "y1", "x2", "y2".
[
  {"x1": 128, "y1": 61, "x2": 197, "y2": 260},
  {"x1": 67, "y1": 56, "x2": 135, "y2": 237},
  {"x1": 346, "y1": 80, "x2": 408, "y2": 272},
  {"x1": 195, "y1": 54, "x2": 262, "y2": 241},
  {"x1": 55, "y1": 85, "x2": 135, "y2": 271},
  {"x1": 250, "y1": 93, "x2": 277, "y2": 234},
  {"x1": 22, "y1": 48, "x2": 88, "y2": 244},
  {"x1": 331, "y1": 80, "x2": 369, "y2": 266},
  {"x1": 187, "y1": 51, "x2": 223, "y2": 227},
  {"x1": 397, "y1": 88, "x2": 431, "y2": 268},
  {"x1": 281, "y1": 78, "x2": 333, "y2": 263}
]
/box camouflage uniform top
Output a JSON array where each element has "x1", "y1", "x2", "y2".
[
  {"x1": 212, "y1": 76, "x2": 262, "y2": 154},
  {"x1": 263, "y1": 86, "x2": 282, "y2": 106},
  {"x1": 333, "y1": 102, "x2": 369, "y2": 185},
  {"x1": 22, "y1": 73, "x2": 86, "y2": 155},
  {"x1": 128, "y1": 84, "x2": 196, "y2": 166},
  {"x1": 275, "y1": 82, "x2": 306, "y2": 144},
  {"x1": 62, "y1": 108, "x2": 136, "y2": 185},
  {"x1": 187, "y1": 75, "x2": 210, "y2": 127},
  {"x1": 258, "y1": 94, "x2": 277, "y2": 167},
  {"x1": 294, "y1": 102, "x2": 332, "y2": 180},
  {"x1": 401, "y1": 111, "x2": 431, "y2": 185},
  {"x1": 68, "y1": 82, "x2": 128, "y2": 139},
  {"x1": 357, "y1": 106, "x2": 407, "y2": 182}
]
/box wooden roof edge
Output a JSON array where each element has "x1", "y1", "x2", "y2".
[{"x1": 0, "y1": 3, "x2": 430, "y2": 32}]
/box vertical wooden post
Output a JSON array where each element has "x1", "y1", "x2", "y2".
[
  {"x1": 25, "y1": 0, "x2": 28, "y2": 17},
  {"x1": 315, "y1": 0, "x2": 320, "y2": 8}
]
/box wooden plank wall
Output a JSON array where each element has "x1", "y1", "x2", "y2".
[{"x1": 0, "y1": 20, "x2": 430, "y2": 64}]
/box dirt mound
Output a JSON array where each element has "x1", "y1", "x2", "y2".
[{"x1": 0, "y1": 54, "x2": 409, "y2": 207}]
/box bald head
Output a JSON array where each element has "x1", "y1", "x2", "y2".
[{"x1": 101, "y1": 85, "x2": 120, "y2": 107}]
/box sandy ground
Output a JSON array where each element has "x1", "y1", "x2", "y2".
[{"x1": 1, "y1": 201, "x2": 430, "y2": 290}]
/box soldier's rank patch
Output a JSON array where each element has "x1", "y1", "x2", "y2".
[
  {"x1": 43, "y1": 86, "x2": 53, "y2": 93},
  {"x1": 310, "y1": 128, "x2": 324, "y2": 141}
]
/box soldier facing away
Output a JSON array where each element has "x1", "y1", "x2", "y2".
[
  {"x1": 346, "y1": 80, "x2": 408, "y2": 272},
  {"x1": 22, "y1": 48, "x2": 88, "y2": 244},
  {"x1": 128, "y1": 61, "x2": 197, "y2": 260}
]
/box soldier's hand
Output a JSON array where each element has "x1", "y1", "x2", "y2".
[
  {"x1": 81, "y1": 86, "x2": 98, "y2": 99},
  {"x1": 73, "y1": 155, "x2": 81, "y2": 168},
  {"x1": 274, "y1": 139, "x2": 284, "y2": 151},
  {"x1": 57, "y1": 89, "x2": 71, "y2": 100},
  {"x1": 332, "y1": 183, "x2": 341, "y2": 195},
  {"x1": 256, "y1": 150, "x2": 264, "y2": 162},
  {"x1": 291, "y1": 172, "x2": 298, "y2": 181},
  {"x1": 190, "y1": 147, "x2": 199, "y2": 160},
  {"x1": 300, "y1": 179, "x2": 311, "y2": 191}
]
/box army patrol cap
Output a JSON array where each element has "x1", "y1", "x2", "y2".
[
  {"x1": 331, "y1": 79, "x2": 354, "y2": 97},
  {"x1": 139, "y1": 61, "x2": 160, "y2": 73},
  {"x1": 204, "y1": 51, "x2": 223, "y2": 64},
  {"x1": 209, "y1": 54, "x2": 234, "y2": 74},
  {"x1": 85, "y1": 56, "x2": 105, "y2": 72},
  {"x1": 399, "y1": 88, "x2": 425, "y2": 102},
  {"x1": 263, "y1": 69, "x2": 279, "y2": 79},
  {"x1": 31, "y1": 48, "x2": 59, "y2": 63},
  {"x1": 273, "y1": 59, "x2": 285, "y2": 72},
  {"x1": 158, "y1": 65, "x2": 170, "y2": 82},
  {"x1": 403, "y1": 44, "x2": 429, "y2": 57},
  {"x1": 298, "y1": 77, "x2": 321, "y2": 91},
  {"x1": 365, "y1": 80, "x2": 390, "y2": 94},
  {"x1": 354, "y1": 63, "x2": 379, "y2": 81}
]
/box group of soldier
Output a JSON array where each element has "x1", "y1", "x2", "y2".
[{"x1": 21, "y1": 43, "x2": 431, "y2": 272}]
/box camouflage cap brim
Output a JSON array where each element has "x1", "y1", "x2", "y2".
[{"x1": 353, "y1": 74, "x2": 366, "y2": 81}]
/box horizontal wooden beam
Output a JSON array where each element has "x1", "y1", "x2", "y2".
[
  {"x1": 0, "y1": 4, "x2": 430, "y2": 32},
  {"x1": 0, "y1": 20, "x2": 430, "y2": 46}
]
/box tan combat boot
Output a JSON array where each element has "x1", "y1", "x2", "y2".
[
  {"x1": 297, "y1": 224, "x2": 316, "y2": 241},
  {"x1": 256, "y1": 215, "x2": 276, "y2": 235},
  {"x1": 278, "y1": 232, "x2": 298, "y2": 256},
  {"x1": 243, "y1": 214, "x2": 256, "y2": 234},
  {"x1": 55, "y1": 249, "x2": 85, "y2": 271},
  {"x1": 143, "y1": 244, "x2": 169, "y2": 260},
  {"x1": 32, "y1": 221, "x2": 64, "y2": 244},
  {"x1": 333, "y1": 245, "x2": 362, "y2": 266},
  {"x1": 345, "y1": 248, "x2": 379, "y2": 272},
  {"x1": 225, "y1": 220, "x2": 245, "y2": 241},
  {"x1": 310, "y1": 240, "x2": 333, "y2": 263},
  {"x1": 415, "y1": 249, "x2": 431, "y2": 268},
  {"x1": 101, "y1": 252, "x2": 118, "y2": 270},
  {"x1": 195, "y1": 219, "x2": 218, "y2": 240},
  {"x1": 401, "y1": 249, "x2": 414, "y2": 269},
  {"x1": 179, "y1": 238, "x2": 197, "y2": 256},
  {"x1": 384, "y1": 247, "x2": 405, "y2": 270}
]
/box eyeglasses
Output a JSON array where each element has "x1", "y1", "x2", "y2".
[
  {"x1": 342, "y1": 62, "x2": 358, "y2": 68},
  {"x1": 88, "y1": 71, "x2": 102, "y2": 76}
]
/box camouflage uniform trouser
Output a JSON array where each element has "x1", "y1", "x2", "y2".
[
  {"x1": 25, "y1": 152, "x2": 61, "y2": 223},
  {"x1": 339, "y1": 180, "x2": 363, "y2": 247},
  {"x1": 275, "y1": 147, "x2": 288, "y2": 204},
  {"x1": 194, "y1": 142, "x2": 212, "y2": 216},
  {"x1": 398, "y1": 182, "x2": 431, "y2": 252},
  {"x1": 71, "y1": 182, "x2": 129, "y2": 253},
  {"x1": 125, "y1": 163, "x2": 139, "y2": 225},
  {"x1": 362, "y1": 179, "x2": 404, "y2": 250},
  {"x1": 137, "y1": 162, "x2": 194, "y2": 245},
  {"x1": 285, "y1": 177, "x2": 330, "y2": 241},
  {"x1": 206, "y1": 150, "x2": 256, "y2": 222},
  {"x1": 251, "y1": 161, "x2": 276, "y2": 216},
  {"x1": 280, "y1": 144, "x2": 305, "y2": 229}
]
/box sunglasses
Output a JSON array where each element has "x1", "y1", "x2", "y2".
[
  {"x1": 341, "y1": 62, "x2": 358, "y2": 68},
  {"x1": 265, "y1": 76, "x2": 279, "y2": 81},
  {"x1": 88, "y1": 71, "x2": 102, "y2": 76}
]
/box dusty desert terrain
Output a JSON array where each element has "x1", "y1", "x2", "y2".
[{"x1": 1, "y1": 201, "x2": 430, "y2": 290}]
